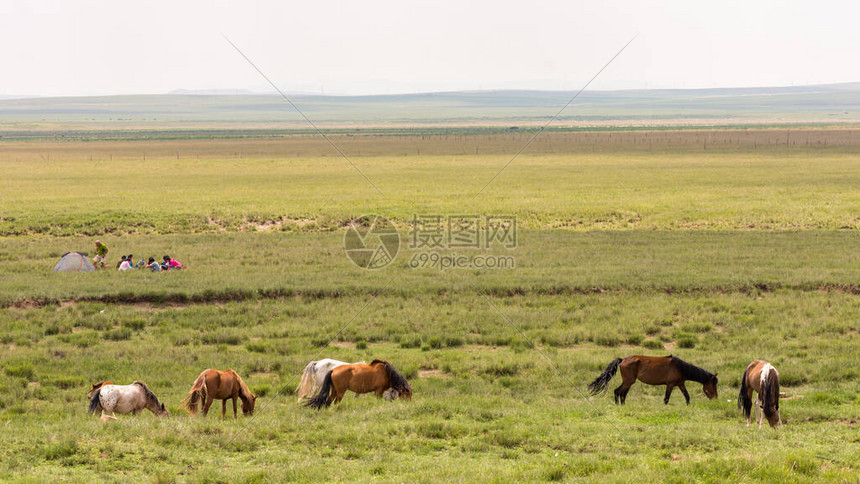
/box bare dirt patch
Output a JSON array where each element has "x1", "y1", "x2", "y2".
[
  {"x1": 418, "y1": 369, "x2": 449, "y2": 379},
  {"x1": 250, "y1": 372, "x2": 276, "y2": 380}
]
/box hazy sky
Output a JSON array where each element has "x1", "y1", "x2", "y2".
[{"x1": 1, "y1": 0, "x2": 858, "y2": 96}]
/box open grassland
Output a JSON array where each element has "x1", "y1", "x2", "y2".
[
  {"x1": 1, "y1": 127, "x2": 859, "y2": 482},
  {"x1": 0, "y1": 294, "x2": 858, "y2": 482},
  {"x1": 1, "y1": 231, "x2": 860, "y2": 306},
  {"x1": 2, "y1": 129, "x2": 860, "y2": 236}
]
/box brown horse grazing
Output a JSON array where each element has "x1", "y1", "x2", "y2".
[
  {"x1": 88, "y1": 381, "x2": 113, "y2": 399},
  {"x1": 738, "y1": 360, "x2": 781, "y2": 427},
  {"x1": 181, "y1": 369, "x2": 257, "y2": 418},
  {"x1": 588, "y1": 355, "x2": 718, "y2": 405},
  {"x1": 304, "y1": 359, "x2": 412, "y2": 410}
]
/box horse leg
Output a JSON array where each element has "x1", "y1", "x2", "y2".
[
  {"x1": 202, "y1": 395, "x2": 213, "y2": 417},
  {"x1": 221, "y1": 399, "x2": 227, "y2": 418},
  {"x1": 102, "y1": 400, "x2": 116, "y2": 419},
  {"x1": 616, "y1": 377, "x2": 635, "y2": 405},
  {"x1": 678, "y1": 383, "x2": 691, "y2": 405},
  {"x1": 664, "y1": 384, "x2": 675, "y2": 405},
  {"x1": 615, "y1": 364, "x2": 638, "y2": 405},
  {"x1": 755, "y1": 395, "x2": 762, "y2": 427},
  {"x1": 622, "y1": 386, "x2": 632, "y2": 404},
  {"x1": 327, "y1": 381, "x2": 339, "y2": 406},
  {"x1": 615, "y1": 382, "x2": 632, "y2": 405},
  {"x1": 232, "y1": 397, "x2": 238, "y2": 418}
]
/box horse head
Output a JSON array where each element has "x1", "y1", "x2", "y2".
[
  {"x1": 398, "y1": 383, "x2": 413, "y2": 401},
  {"x1": 241, "y1": 393, "x2": 257, "y2": 415},
  {"x1": 156, "y1": 402, "x2": 170, "y2": 417},
  {"x1": 381, "y1": 361, "x2": 413, "y2": 401},
  {"x1": 764, "y1": 404, "x2": 781, "y2": 427},
  {"x1": 703, "y1": 373, "x2": 718, "y2": 399},
  {"x1": 134, "y1": 381, "x2": 169, "y2": 417}
]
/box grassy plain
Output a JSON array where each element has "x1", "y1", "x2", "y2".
[
  {"x1": 0, "y1": 128, "x2": 859, "y2": 482},
  {"x1": 2, "y1": 130, "x2": 860, "y2": 237}
]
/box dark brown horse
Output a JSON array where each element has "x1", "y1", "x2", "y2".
[
  {"x1": 738, "y1": 360, "x2": 781, "y2": 427},
  {"x1": 588, "y1": 355, "x2": 718, "y2": 405},
  {"x1": 304, "y1": 359, "x2": 412, "y2": 410},
  {"x1": 181, "y1": 369, "x2": 257, "y2": 418}
]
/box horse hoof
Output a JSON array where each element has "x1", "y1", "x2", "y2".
[{"x1": 100, "y1": 414, "x2": 118, "y2": 422}]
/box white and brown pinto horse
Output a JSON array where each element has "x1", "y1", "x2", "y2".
[
  {"x1": 88, "y1": 382, "x2": 169, "y2": 420},
  {"x1": 738, "y1": 360, "x2": 781, "y2": 427},
  {"x1": 296, "y1": 359, "x2": 397, "y2": 402}
]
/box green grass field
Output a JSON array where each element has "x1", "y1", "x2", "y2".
[{"x1": 1, "y1": 129, "x2": 859, "y2": 482}]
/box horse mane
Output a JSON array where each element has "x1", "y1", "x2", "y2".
[
  {"x1": 369, "y1": 359, "x2": 386, "y2": 366},
  {"x1": 382, "y1": 362, "x2": 412, "y2": 394},
  {"x1": 229, "y1": 369, "x2": 254, "y2": 402},
  {"x1": 761, "y1": 364, "x2": 780, "y2": 418},
  {"x1": 670, "y1": 356, "x2": 714, "y2": 384},
  {"x1": 133, "y1": 381, "x2": 160, "y2": 405}
]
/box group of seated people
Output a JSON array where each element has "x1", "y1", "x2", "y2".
[{"x1": 117, "y1": 254, "x2": 184, "y2": 272}]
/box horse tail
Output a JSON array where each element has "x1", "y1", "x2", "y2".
[
  {"x1": 588, "y1": 358, "x2": 623, "y2": 395},
  {"x1": 761, "y1": 365, "x2": 779, "y2": 420},
  {"x1": 296, "y1": 361, "x2": 317, "y2": 401},
  {"x1": 181, "y1": 372, "x2": 208, "y2": 416},
  {"x1": 88, "y1": 388, "x2": 103, "y2": 414},
  {"x1": 738, "y1": 366, "x2": 752, "y2": 418},
  {"x1": 304, "y1": 370, "x2": 334, "y2": 410}
]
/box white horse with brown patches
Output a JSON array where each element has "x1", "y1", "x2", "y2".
[
  {"x1": 738, "y1": 360, "x2": 781, "y2": 427},
  {"x1": 88, "y1": 382, "x2": 169, "y2": 420}
]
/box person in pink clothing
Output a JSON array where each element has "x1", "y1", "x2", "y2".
[{"x1": 162, "y1": 255, "x2": 184, "y2": 270}]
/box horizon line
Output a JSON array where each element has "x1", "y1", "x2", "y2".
[{"x1": 3, "y1": 80, "x2": 859, "y2": 101}]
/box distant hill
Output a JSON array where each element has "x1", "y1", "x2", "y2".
[
  {"x1": 168, "y1": 88, "x2": 257, "y2": 96},
  {"x1": 1, "y1": 83, "x2": 859, "y2": 128}
]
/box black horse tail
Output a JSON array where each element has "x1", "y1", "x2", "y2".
[
  {"x1": 304, "y1": 370, "x2": 334, "y2": 410},
  {"x1": 88, "y1": 388, "x2": 102, "y2": 414},
  {"x1": 738, "y1": 367, "x2": 752, "y2": 418},
  {"x1": 588, "y1": 358, "x2": 623, "y2": 395}
]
